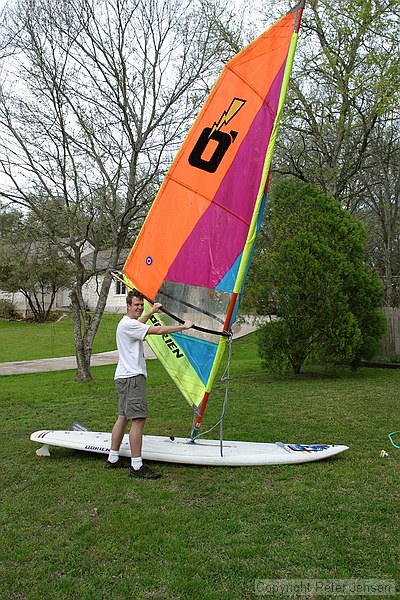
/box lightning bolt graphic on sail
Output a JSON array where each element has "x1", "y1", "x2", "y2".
[{"x1": 209, "y1": 98, "x2": 246, "y2": 137}]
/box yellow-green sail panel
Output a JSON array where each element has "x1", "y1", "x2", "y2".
[{"x1": 143, "y1": 300, "x2": 208, "y2": 410}]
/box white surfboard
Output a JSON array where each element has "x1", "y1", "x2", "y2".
[{"x1": 30, "y1": 429, "x2": 348, "y2": 466}]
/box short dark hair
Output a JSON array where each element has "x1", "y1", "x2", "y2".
[{"x1": 126, "y1": 289, "x2": 144, "y2": 305}]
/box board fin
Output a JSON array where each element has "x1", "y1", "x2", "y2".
[{"x1": 36, "y1": 444, "x2": 51, "y2": 457}]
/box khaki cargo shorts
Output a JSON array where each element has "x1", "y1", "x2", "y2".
[{"x1": 115, "y1": 375, "x2": 149, "y2": 419}]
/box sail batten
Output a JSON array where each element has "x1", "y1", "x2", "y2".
[{"x1": 123, "y1": 2, "x2": 304, "y2": 429}]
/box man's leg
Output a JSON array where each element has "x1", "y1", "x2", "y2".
[
  {"x1": 129, "y1": 417, "x2": 146, "y2": 458},
  {"x1": 111, "y1": 415, "x2": 129, "y2": 451},
  {"x1": 128, "y1": 417, "x2": 161, "y2": 479},
  {"x1": 105, "y1": 415, "x2": 130, "y2": 468}
]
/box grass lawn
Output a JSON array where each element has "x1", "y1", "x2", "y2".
[
  {"x1": 0, "y1": 314, "x2": 120, "y2": 361},
  {"x1": 0, "y1": 328, "x2": 399, "y2": 599}
]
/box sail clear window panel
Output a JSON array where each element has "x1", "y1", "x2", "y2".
[{"x1": 157, "y1": 280, "x2": 232, "y2": 337}]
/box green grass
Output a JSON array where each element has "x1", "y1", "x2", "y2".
[
  {"x1": 0, "y1": 314, "x2": 119, "y2": 361},
  {"x1": 1, "y1": 332, "x2": 399, "y2": 599}
]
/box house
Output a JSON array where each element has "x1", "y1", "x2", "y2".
[
  {"x1": 81, "y1": 267, "x2": 128, "y2": 314},
  {"x1": 80, "y1": 246, "x2": 131, "y2": 313},
  {"x1": 0, "y1": 243, "x2": 131, "y2": 316},
  {"x1": 0, "y1": 271, "x2": 128, "y2": 316}
]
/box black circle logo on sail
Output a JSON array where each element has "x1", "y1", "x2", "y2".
[
  {"x1": 188, "y1": 98, "x2": 246, "y2": 173},
  {"x1": 188, "y1": 128, "x2": 236, "y2": 173}
]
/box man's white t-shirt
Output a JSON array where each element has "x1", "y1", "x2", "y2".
[{"x1": 114, "y1": 316, "x2": 150, "y2": 380}]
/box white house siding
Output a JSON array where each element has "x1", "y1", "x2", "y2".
[
  {"x1": 0, "y1": 290, "x2": 29, "y2": 313},
  {"x1": 82, "y1": 277, "x2": 126, "y2": 313},
  {"x1": 1, "y1": 278, "x2": 126, "y2": 315},
  {"x1": 60, "y1": 288, "x2": 71, "y2": 307},
  {"x1": 0, "y1": 244, "x2": 131, "y2": 315},
  {"x1": 0, "y1": 289, "x2": 55, "y2": 317}
]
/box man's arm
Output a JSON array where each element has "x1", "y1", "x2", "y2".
[
  {"x1": 139, "y1": 302, "x2": 193, "y2": 334},
  {"x1": 146, "y1": 320, "x2": 193, "y2": 336},
  {"x1": 138, "y1": 302, "x2": 162, "y2": 324}
]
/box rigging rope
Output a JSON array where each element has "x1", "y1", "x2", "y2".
[
  {"x1": 188, "y1": 332, "x2": 233, "y2": 458},
  {"x1": 219, "y1": 333, "x2": 233, "y2": 457}
]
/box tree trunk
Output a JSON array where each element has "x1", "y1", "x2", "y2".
[
  {"x1": 70, "y1": 290, "x2": 93, "y2": 382},
  {"x1": 70, "y1": 270, "x2": 115, "y2": 382}
]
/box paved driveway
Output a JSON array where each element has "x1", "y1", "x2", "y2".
[{"x1": 0, "y1": 317, "x2": 266, "y2": 375}]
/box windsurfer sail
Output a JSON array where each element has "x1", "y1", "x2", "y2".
[{"x1": 122, "y1": 1, "x2": 305, "y2": 439}]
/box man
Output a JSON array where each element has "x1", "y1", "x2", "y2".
[{"x1": 105, "y1": 289, "x2": 192, "y2": 479}]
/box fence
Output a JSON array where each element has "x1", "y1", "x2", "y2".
[{"x1": 380, "y1": 307, "x2": 400, "y2": 357}]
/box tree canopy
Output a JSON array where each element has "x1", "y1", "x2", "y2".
[
  {"x1": 0, "y1": 205, "x2": 72, "y2": 321},
  {"x1": 257, "y1": 178, "x2": 386, "y2": 374},
  {"x1": 0, "y1": 0, "x2": 239, "y2": 379},
  {"x1": 273, "y1": 0, "x2": 400, "y2": 304}
]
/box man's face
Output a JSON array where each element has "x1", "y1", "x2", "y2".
[{"x1": 127, "y1": 296, "x2": 144, "y2": 319}]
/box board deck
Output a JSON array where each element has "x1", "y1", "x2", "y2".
[{"x1": 31, "y1": 430, "x2": 348, "y2": 466}]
